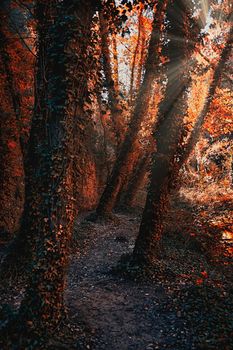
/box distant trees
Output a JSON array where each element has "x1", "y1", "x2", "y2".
[
  {"x1": 178, "y1": 25, "x2": 233, "y2": 188},
  {"x1": 95, "y1": 0, "x2": 168, "y2": 218}
]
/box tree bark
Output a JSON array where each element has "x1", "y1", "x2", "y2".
[
  {"x1": 133, "y1": 0, "x2": 200, "y2": 265},
  {"x1": 112, "y1": 32, "x2": 119, "y2": 93},
  {"x1": 9, "y1": 1, "x2": 97, "y2": 341},
  {"x1": 1, "y1": 0, "x2": 95, "y2": 277},
  {"x1": 99, "y1": 9, "x2": 123, "y2": 149},
  {"x1": 129, "y1": 3, "x2": 143, "y2": 104},
  {"x1": 0, "y1": 7, "x2": 24, "y2": 239},
  {"x1": 135, "y1": 16, "x2": 146, "y2": 93},
  {"x1": 15, "y1": 0, "x2": 75, "y2": 331}
]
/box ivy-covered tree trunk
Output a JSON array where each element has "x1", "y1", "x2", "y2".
[
  {"x1": 0, "y1": 2, "x2": 97, "y2": 345},
  {"x1": 95, "y1": 1, "x2": 168, "y2": 218},
  {"x1": 1, "y1": 0, "x2": 95, "y2": 275},
  {"x1": 13, "y1": 0, "x2": 75, "y2": 335},
  {"x1": 0, "y1": 8, "x2": 24, "y2": 240},
  {"x1": 99, "y1": 8, "x2": 123, "y2": 149},
  {"x1": 133, "y1": 0, "x2": 200, "y2": 265},
  {"x1": 112, "y1": 32, "x2": 119, "y2": 93},
  {"x1": 2, "y1": 1, "x2": 96, "y2": 343}
]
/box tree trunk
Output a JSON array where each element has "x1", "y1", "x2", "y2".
[
  {"x1": 1, "y1": 0, "x2": 94, "y2": 277},
  {"x1": 16, "y1": 0, "x2": 75, "y2": 330},
  {"x1": 135, "y1": 17, "x2": 146, "y2": 93},
  {"x1": 133, "y1": 0, "x2": 200, "y2": 265},
  {"x1": 95, "y1": 1, "x2": 168, "y2": 218},
  {"x1": 8, "y1": 1, "x2": 97, "y2": 341},
  {"x1": 112, "y1": 33, "x2": 119, "y2": 93},
  {"x1": 133, "y1": 8, "x2": 232, "y2": 266},
  {"x1": 0, "y1": 8, "x2": 24, "y2": 239},
  {"x1": 121, "y1": 153, "x2": 150, "y2": 208},
  {"x1": 99, "y1": 9, "x2": 123, "y2": 149},
  {"x1": 129, "y1": 3, "x2": 143, "y2": 104}
]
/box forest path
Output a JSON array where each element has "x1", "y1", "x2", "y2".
[{"x1": 66, "y1": 212, "x2": 187, "y2": 350}]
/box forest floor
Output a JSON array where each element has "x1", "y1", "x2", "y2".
[
  {"x1": 0, "y1": 192, "x2": 233, "y2": 350},
  {"x1": 66, "y1": 198, "x2": 233, "y2": 350}
]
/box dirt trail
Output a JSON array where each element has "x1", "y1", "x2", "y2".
[
  {"x1": 0, "y1": 206, "x2": 232, "y2": 349},
  {"x1": 66, "y1": 213, "x2": 187, "y2": 350}
]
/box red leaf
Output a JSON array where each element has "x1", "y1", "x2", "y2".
[
  {"x1": 7, "y1": 140, "x2": 17, "y2": 150},
  {"x1": 195, "y1": 278, "x2": 203, "y2": 285},
  {"x1": 201, "y1": 271, "x2": 208, "y2": 279}
]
